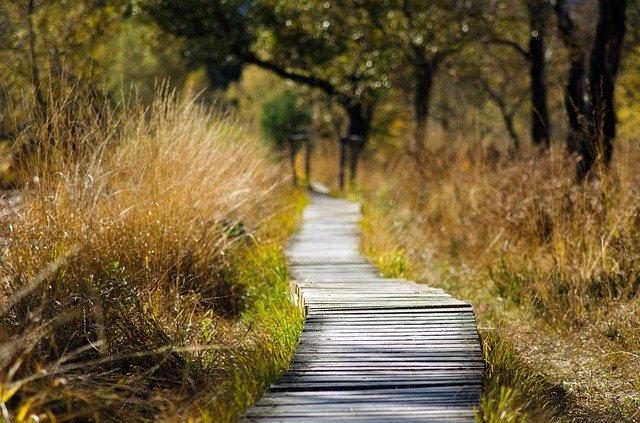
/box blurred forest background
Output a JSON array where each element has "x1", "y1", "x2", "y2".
[
  {"x1": 1, "y1": 0, "x2": 640, "y2": 422},
  {"x1": 1, "y1": 0, "x2": 639, "y2": 182}
]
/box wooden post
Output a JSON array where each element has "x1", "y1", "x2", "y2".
[
  {"x1": 304, "y1": 138, "x2": 312, "y2": 185},
  {"x1": 338, "y1": 137, "x2": 347, "y2": 191},
  {"x1": 288, "y1": 138, "x2": 298, "y2": 186},
  {"x1": 290, "y1": 132, "x2": 311, "y2": 187},
  {"x1": 347, "y1": 135, "x2": 364, "y2": 184}
]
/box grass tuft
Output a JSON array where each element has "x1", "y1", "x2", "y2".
[{"x1": 0, "y1": 85, "x2": 304, "y2": 421}]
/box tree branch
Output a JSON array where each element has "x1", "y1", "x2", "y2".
[
  {"x1": 204, "y1": 3, "x2": 339, "y2": 98},
  {"x1": 485, "y1": 37, "x2": 531, "y2": 61},
  {"x1": 239, "y1": 52, "x2": 337, "y2": 97}
]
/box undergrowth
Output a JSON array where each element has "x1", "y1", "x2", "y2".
[
  {"x1": 353, "y1": 140, "x2": 640, "y2": 421},
  {"x1": 0, "y1": 86, "x2": 305, "y2": 421}
]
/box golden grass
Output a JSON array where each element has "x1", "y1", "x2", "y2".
[
  {"x1": 0, "y1": 141, "x2": 15, "y2": 188},
  {"x1": 350, "y1": 138, "x2": 640, "y2": 421},
  {"x1": 0, "y1": 87, "x2": 304, "y2": 421}
]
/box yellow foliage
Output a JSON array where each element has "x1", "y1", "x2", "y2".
[{"x1": 618, "y1": 47, "x2": 640, "y2": 139}]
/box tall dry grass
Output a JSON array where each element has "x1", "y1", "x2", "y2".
[
  {"x1": 351, "y1": 138, "x2": 640, "y2": 421},
  {"x1": 0, "y1": 86, "x2": 302, "y2": 421}
]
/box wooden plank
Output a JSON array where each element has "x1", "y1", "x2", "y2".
[
  {"x1": 300, "y1": 330, "x2": 481, "y2": 336},
  {"x1": 291, "y1": 354, "x2": 484, "y2": 361},
  {"x1": 270, "y1": 380, "x2": 484, "y2": 391},
  {"x1": 244, "y1": 193, "x2": 483, "y2": 422},
  {"x1": 293, "y1": 348, "x2": 482, "y2": 355},
  {"x1": 291, "y1": 356, "x2": 483, "y2": 364},
  {"x1": 256, "y1": 386, "x2": 480, "y2": 404}
]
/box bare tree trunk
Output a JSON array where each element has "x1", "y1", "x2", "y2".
[
  {"x1": 477, "y1": 77, "x2": 522, "y2": 150},
  {"x1": 338, "y1": 137, "x2": 347, "y2": 190},
  {"x1": 578, "y1": 0, "x2": 627, "y2": 180},
  {"x1": 528, "y1": 0, "x2": 551, "y2": 148},
  {"x1": 565, "y1": 56, "x2": 589, "y2": 153},
  {"x1": 413, "y1": 59, "x2": 435, "y2": 151},
  {"x1": 502, "y1": 110, "x2": 520, "y2": 150},
  {"x1": 304, "y1": 139, "x2": 312, "y2": 184},
  {"x1": 554, "y1": 0, "x2": 589, "y2": 154},
  {"x1": 345, "y1": 103, "x2": 373, "y2": 185},
  {"x1": 348, "y1": 139, "x2": 363, "y2": 183},
  {"x1": 288, "y1": 138, "x2": 298, "y2": 186},
  {"x1": 27, "y1": 0, "x2": 46, "y2": 119}
]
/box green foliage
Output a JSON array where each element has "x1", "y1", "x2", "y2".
[
  {"x1": 201, "y1": 243, "x2": 304, "y2": 422},
  {"x1": 145, "y1": 0, "x2": 393, "y2": 119},
  {"x1": 0, "y1": 1, "x2": 128, "y2": 92},
  {"x1": 260, "y1": 90, "x2": 311, "y2": 147},
  {"x1": 619, "y1": 45, "x2": 640, "y2": 138},
  {"x1": 0, "y1": 0, "x2": 193, "y2": 136},
  {"x1": 372, "y1": 248, "x2": 411, "y2": 278},
  {"x1": 225, "y1": 66, "x2": 288, "y2": 128},
  {"x1": 97, "y1": 18, "x2": 188, "y2": 103}
]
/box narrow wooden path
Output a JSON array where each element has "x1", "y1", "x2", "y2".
[{"x1": 244, "y1": 194, "x2": 484, "y2": 422}]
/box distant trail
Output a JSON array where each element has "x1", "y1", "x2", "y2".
[{"x1": 244, "y1": 193, "x2": 484, "y2": 422}]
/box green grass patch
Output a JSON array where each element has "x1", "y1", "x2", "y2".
[
  {"x1": 201, "y1": 242, "x2": 305, "y2": 422},
  {"x1": 364, "y1": 245, "x2": 411, "y2": 278},
  {"x1": 359, "y1": 201, "x2": 413, "y2": 279},
  {"x1": 202, "y1": 190, "x2": 308, "y2": 421}
]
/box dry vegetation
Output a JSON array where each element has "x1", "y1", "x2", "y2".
[
  {"x1": 0, "y1": 87, "x2": 304, "y2": 421},
  {"x1": 343, "y1": 138, "x2": 640, "y2": 422}
]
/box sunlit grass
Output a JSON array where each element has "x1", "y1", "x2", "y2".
[
  {"x1": 0, "y1": 86, "x2": 305, "y2": 421},
  {"x1": 200, "y1": 242, "x2": 305, "y2": 421},
  {"x1": 350, "y1": 139, "x2": 640, "y2": 421},
  {"x1": 0, "y1": 140, "x2": 15, "y2": 188},
  {"x1": 476, "y1": 330, "x2": 567, "y2": 422},
  {"x1": 360, "y1": 203, "x2": 411, "y2": 279}
]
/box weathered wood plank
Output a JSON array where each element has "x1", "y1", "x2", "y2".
[{"x1": 243, "y1": 193, "x2": 483, "y2": 422}]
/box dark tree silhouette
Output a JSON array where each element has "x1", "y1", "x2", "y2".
[
  {"x1": 486, "y1": 0, "x2": 552, "y2": 148},
  {"x1": 527, "y1": 0, "x2": 551, "y2": 148},
  {"x1": 577, "y1": 0, "x2": 628, "y2": 180},
  {"x1": 553, "y1": 0, "x2": 590, "y2": 154},
  {"x1": 387, "y1": 0, "x2": 485, "y2": 151}
]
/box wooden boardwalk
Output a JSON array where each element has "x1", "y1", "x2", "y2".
[{"x1": 244, "y1": 194, "x2": 484, "y2": 422}]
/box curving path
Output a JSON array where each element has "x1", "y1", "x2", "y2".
[{"x1": 244, "y1": 193, "x2": 484, "y2": 422}]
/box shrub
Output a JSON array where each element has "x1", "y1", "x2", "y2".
[{"x1": 260, "y1": 90, "x2": 311, "y2": 147}]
